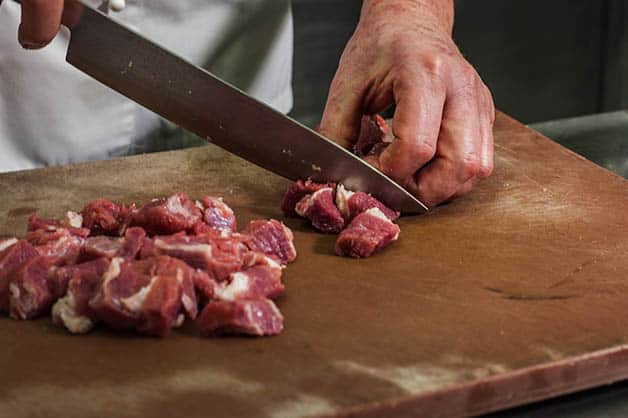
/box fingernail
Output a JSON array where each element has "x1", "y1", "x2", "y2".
[{"x1": 20, "y1": 40, "x2": 47, "y2": 50}]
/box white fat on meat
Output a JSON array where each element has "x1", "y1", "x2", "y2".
[
  {"x1": 0, "y1": 238, "x2": 18, "y2": 253},
  {"x1": 364, "y1": 207, "x2": 400, "y2": 240},
  {"x1": 52, "y1": 292, "x2": 95, "y2": 334},
  {"x1": 154, "y1": 239, "x2": 213, "y2": 259},
  {"x1": 175, "y1": 268, "x2": 195, "y2": 315},
  {"x1": 295, "y1": 187, "x2": 332, "y2": 217},
  {"x1": 65, "y1": 211, "x2": 84, "y2": 228},
  {"x1": 335, "y1": 184, "x2": 354, "y2": 219},
  {"x1": 102, "y1": 257, "x2": 123, "y2": 285},
  {"x1": 215, "y1": 272, "x2": 250, "y2": 302},
  {"x1": 166, "y1": 195, "x2": 191, "y2": 216},
  {"x1": 120, "y1": 276, "x2": 158, "y2": 313}
]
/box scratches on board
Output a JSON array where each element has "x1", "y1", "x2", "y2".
[{"x1": 483, "y1": 287, "x2": 580, "y2": 302}]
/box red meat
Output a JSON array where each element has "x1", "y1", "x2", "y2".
[
  {"x1": 80, "y1": 227, "x2": 146, "y2": 262},
  {"x1": 130, "y1": 193, "x2": 202, "y2": 236},
  {"x1": 9, "y1": 256, "x2": 54, "y2": 319},
  {"x1": 243, "y1": 219, "x2": 297, "y2": 265},
  {"x1": 0, "y1": 240, "x2": 39, "y2": 313},
  {"x1": 27, "y1": 213, "x2": 90, "y2": 238},
  {"x1": 353, "y1": 114, "x2": 390, "y2": 157},
  {"x1": 196, "y1": 298, "x2": 284, "y2": 336},
  {"x1": 335, "y1": 208, "x2": 400, "y2": 258},
  {"x1": 81, "y1": 199, "x2": 134, "y2": 236},
  {"x1": 198, "y1": 196, "x2": 237, "y2": 233},
  {"x1": 335, "y1": 184, "x2": 400, "y2": 222},
  {"x1": 88, "y1": 256, "x2": 200, "y2": 337},
  {"x1": 214, "y1": 254, "x2": 284, "y2": 301},
  {"x1": 281, "y1": 179, "x2": 334, "y2": 216},
  {"x1": 150, "y1": 233, "x2": 249, "y2": 281},
  {"x1": 295, "y1": 187, "x2": 345, "y2": 233}
]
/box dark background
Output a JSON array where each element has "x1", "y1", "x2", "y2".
[{"x1": 291, "y1": 0, "x2": 628, "y2": 125}]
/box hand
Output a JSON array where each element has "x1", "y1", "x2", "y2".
[
  {"x1": 12, "y1": 0, "x2": 83, "y2": 49},
  {"x1": 319, "y1": 0, "x2": 495, "y2": 208}
]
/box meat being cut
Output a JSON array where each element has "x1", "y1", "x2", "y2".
[
  {"x1": 281, "y1": 179, "x2": 334, "y2": 216},
  {"x1": 196, "y1": 298, "x2": 284, "y2": 336},
  {"x1": 335, "y1": 184, "x2": 400, "y2": 222},
  {"x1": 335, "y1": 207, "x2": 400, "y2": 258},
  {"x1": 130, "y1": 193, "x2": 202, "y2": 236},
  {"x1": 353, "y1": 114, "x2": 390, "y2": 157},
  {"x1": 0, "y1": 240, "x2": 39, "y2": 313},
  {"x1": 295, "y1": 187, "x2": 345, "y2": 233},
  {"x1": 243, "y1": 219, "x2": 297, "y2": 266}
]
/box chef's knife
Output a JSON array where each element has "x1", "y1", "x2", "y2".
[{"x1": 59, "y1": 1, "x2": 428, "y2": 213}]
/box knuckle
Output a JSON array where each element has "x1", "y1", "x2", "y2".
[
  {"x1": 458, "y1": 154, "x2": 482, "y2": 181},
  {"x1": 411, "y1": 140, "x2": 436, "y2": 163}
]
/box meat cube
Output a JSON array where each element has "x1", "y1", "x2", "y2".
[
  {"x1": 27, "y1": 213, "x2": 90, "y2": 238},
  {"x1": 198, "y1": 196, "x2": 237, "y2": 233},
  {"x1": 9, "y1": 256, "x2": 54, "y2": 319},
  {"x1": 151, "y1": 234, "x2": 249, "y2": 281},
  {"x1": 30, "y1": 231, "x2": 84, "y2": 266},
  {"x1": 335, "y1": 184, "x2": 400, "y2": 222},
  {"x1": 81, "y1": 199, "x2": 134, "y2": 236},
  {"x1": 196, "y1": 298, "x2": 284, "y2": 337},
  {"x1": 0, "y1": 240, "x2": 39, "y2": 312},
  {"x1": 52, "y1": 258, "x2": 111, "y2": 334},
  {"x1": 354, "y1": 114, "x2": 390, "y2": 157},
  {"x1": 335, "y1": 208, "x2": 400, "y2": 258},
  {"x1": 295, "y1": 187, "x2": 345, "y2": 233},
  {"x1": 215, "y1": 254, "x2": 284, "y2": 301},
  {"x1": 51, "y1": 257, "x2": 110, "y2": 303},
  {"x1": 80, "y1": 227, "x2": 147, "y2": 262},
  {"x1": 88, "y1": 256, "x2": 200, "y2": 336},
  {"x1": 243, "y1": 219, "x2": 297, "y2": 265},
  {"x1": 281, "y1": 179, "x2": 334, "y2": 216},
  {"x1": 130, "y1": 193, "x2": 202, "y2": 236}
]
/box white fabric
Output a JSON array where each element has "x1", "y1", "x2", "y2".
[{"x1": 0, "y1": 0, "x2": 293, "y2": 172}]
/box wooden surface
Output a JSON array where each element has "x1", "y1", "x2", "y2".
[{"x1": 1, "y1": 113, "x2": 628, "y2": 418}]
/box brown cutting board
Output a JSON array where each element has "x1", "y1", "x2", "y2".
[{"x1": 1, "y1": 113, "x2": 628, "y2": 418}]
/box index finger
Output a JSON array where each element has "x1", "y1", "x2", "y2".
[
  {"x1": 378, "y1": 72, "x2": 446, "y2": 184},
  {"x1": 18, "y1": 0, "x2": 64, "y2": 49}
]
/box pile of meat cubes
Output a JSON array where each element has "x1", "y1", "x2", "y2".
[{"x1": 0, "y1": 194, "x2": 295, "y2": 337}]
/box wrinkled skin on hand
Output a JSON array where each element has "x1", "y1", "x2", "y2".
[{"x1": 319, "y1": 0, "x2": 495, "y2": 208}]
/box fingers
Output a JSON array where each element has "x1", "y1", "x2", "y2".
[
  {"x1": 412, "y1": 78, "x2": 483, "y2": 207},
  {"x1": 318, "y1": 43, "x2": 366, "y2": 150},
  {"x1": 18, "y1": 0, "x2": 65, "y2": 49},
  {"x1": 377, "y1": 72, "x2": 446, "y2": 184}
]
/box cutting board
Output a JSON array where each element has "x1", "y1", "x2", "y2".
[{"x1": 1, "y1": 113, "x2": 628, "y2": 418}]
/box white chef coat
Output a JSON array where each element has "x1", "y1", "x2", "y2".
[{"x1": 0, "y1": 0, "x2": 293, "y2": 172}]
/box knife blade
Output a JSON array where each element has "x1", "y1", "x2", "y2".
[{"x1": 64, "y1": 1, "x2": 428, "y2": 214}]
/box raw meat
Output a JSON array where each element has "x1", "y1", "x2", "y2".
[
  {"x1": 335, "y1": 184, "x2": 400, "y2": 222},
  {"x1": 354, "y1": 115, "x2": 390, "y2": 157},
  {"x1": 295, "y1": 187, "x2": 345, "y2": 233},
  {"x1": 198, "y1": 196, "x2": 237, "y2": 233},
  {"x1": 130, "y1": 193, "x2": 202, "y2": 236},
  {"x1": 81, "y1": 199, "x2": 134, "y2": 236},
  {"x1": 9, "y1": 256, "x2": 54, "y2": 319},
  {"x1": 89, "y1": 256, "x2": 201, "y2": 337},
  {"x1": 27, "y1": 213, "x2": 90, "y2": 238},
  {"x1": 243, "y1": 219, "x2": 297, "y2": 265},
  {"x1": 80, "y1": 227, "x2": 146, "y2": 261},
  {"x1": 281, "y1": 179, "x2": 334, "y2": 216},
  {"x1": 196, "y1": 298, "x2": 284, "y2": 336},
  {"x1": 51, "y1": 258, "x2": 111, "y2": 334},
  {"x1": 214, "y1": 254, "x2": 284, "y2": 301},
  {"x1": 335, "y1": 208, "x2": 400, "y2": 258},
  {"x1": 0, "y1": 240, "x2": 40, "y2": 313},
  {"x1": 150, "y1": 233, "x2": 249, "y2": 281}
]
